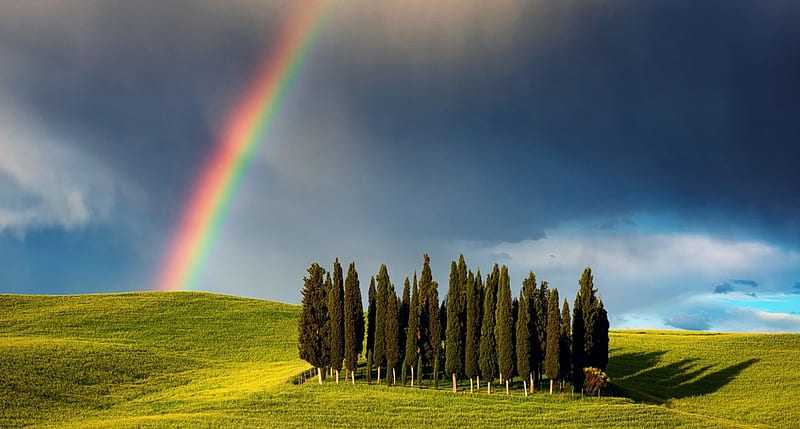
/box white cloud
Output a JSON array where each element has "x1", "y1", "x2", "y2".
[
  {"x1": 462, "y1": 230, "x2": 800, "y2": 332},
  {"x1": 0, "y1": 91, "x2": 118, "y2": 235}
]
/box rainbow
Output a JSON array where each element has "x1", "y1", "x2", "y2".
[{"x1": 155, "y1": 0, "x2": 332, "y2": 291}]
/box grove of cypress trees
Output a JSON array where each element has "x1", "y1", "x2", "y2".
[
  {"x1": 374, "y1": 265, "x2": 390, "y2": 384},
  {"x1": 298, "y1": 263, "x2": 329, "y2": 384},
  {"x1": 405, "y1": 274, "x2": 420, "y2": 386},
  {"x1": 496, "y1": 265, "x2": 514, "y2": 394},
  {"x1": 545, "y1": 288, "x2": 561, "y2": 394},
  {"x1": 328, "y1": 259, "x2": 345, "y2": 383},
  {"x1": 515, "y1": 278, "x2": 532, "y2": 395},
  {"x1": 386, "y1": 286, "x2": 401, "y2": 385},
  {"x1": 464, "y1": 270, "x2": 480, "y2": 393},
  {"x1": 343, "y1": 262, "x2": 364, "y2": 384},
  {"x1": 479, "y1": 265, "x2": 498, "y2": 393},
  {"x1": 560, "y1": 299, "x2": 572, "y2": 391},
  {"x1": 445, "y1": 260, "x2": 464, "y2": 392}
]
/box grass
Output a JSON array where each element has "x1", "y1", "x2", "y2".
[{"x1": 0, "y1": 292, "x2": 798, "y2": 428}]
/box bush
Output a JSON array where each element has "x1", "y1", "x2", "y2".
[{"x1": 583, "y1": 367, "x2": 610, "y2": 396}]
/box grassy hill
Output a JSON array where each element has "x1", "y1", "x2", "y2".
[{"x1": 0, "y1": 292, "x2": 797, "y2": 428}]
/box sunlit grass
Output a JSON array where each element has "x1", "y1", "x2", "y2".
[{"x1": 0, "y1": 292, "x2": 797, "y2": 428}]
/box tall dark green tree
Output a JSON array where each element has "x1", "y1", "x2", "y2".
[
  {"x1": 405, "y1": 274, "x2": 420, "y2": 386},
  {"x1": 515, "y1": 279, "x2": 532, "y2": 394},
  {"x1": 385, "y1": 286, "x2": 401, "y2": 385},
  {"x1": 592, "y1": 300, "x2": 610, "y2": 370},
  {"x1": 328, "y1": 259, "x2": 345, "y2": 383},
  {"x1": 419, "y1": 254, "x2": 441, "y2": 385},
  {"x1": 428, "y1": 281, "x2": 447, "y2": 390},
  {"x1": 464, "y1": 270, "x2": 480, "y2": 393},
  {"x1": 522, "y1": 271, "x2": 540, "y2": 392},
  {"x1": 445, "y1": 260, "x2": 465, "y2": 392},
  {"x1": 495, "y1": 265, "x2": 514, "y2": 394},
  {"x1": 399, "y1": 277, "x2": 410, "y2": 376},
  {"x1": 298, "y1": 263, "x2": 329, "y2": 384},
  {"x1": 343, "y1": 262, "x2": 364, "y2": 384},
  {"x1": 374, "y1": 265, "x2": 390, "y2": 384},
  {"x1": 544, "y1": 288, "x2": 561, "y2": 394},
  {"x1": 534, "y1": 280, "x2": 549, "y2": 381},
  {"x1": 571, "y1": 289, "x2": 585, "y2": 391},
  {"x1": 573, "y1": 267, "x2": 599, "y2": 392},
  {"x1": 479, "y1": 265, "x2": 499, "y2": 393},
  {"x1": 559, "y1": 299, "x2": 572, "y2": 391},
  {"x1": 366, "y1": 276, "x2": 377, "y2": 364}
]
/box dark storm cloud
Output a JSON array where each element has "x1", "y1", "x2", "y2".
[
  {"x1": 791, "y1": 282, "x2": 800, "y2": 295},
  {"x1": 714, "y1": 283, "x2": 734, "y2": 294},
  {"x1": 320, "y1": 0, "x2": 800, "y2": 243},
  {"x1": 4, "y1": 0, "x2": 800, "y2": 244}
]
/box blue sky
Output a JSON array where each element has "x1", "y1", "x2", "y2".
[{"x1": 1, "y1": 0, "x2": 799, "y2": 332}]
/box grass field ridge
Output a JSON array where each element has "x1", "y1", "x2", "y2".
[{"x1": 1, "y1": 292, "x2": 798, "y2": 428}]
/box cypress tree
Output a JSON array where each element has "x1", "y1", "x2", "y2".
[
  {"x1": 479, "y1": 265, "x2": 498, "y2": 393},
  {"x1": 428, "y1": 281, "x2": 447, "y2": 389},
  {"x1": 544, "y1": 288, "x2": 561, "y2": 394},
  {"x1": 464, "y1": 270, "x2": 480, "y2": 393},
  {"x1": 374, "y1": 265, "x2": 390, "y2": 384},
  {"x1": 386, "y1": 286, "x2": 401, "y2": 385},
  {"x1": 515, "y1": 279, "x2": 532, "y2": 395},
  {"x1": 445, "y1": 260, "x2": 465, "y2": 392},
  {"x1": 495, "y1": 265, "x2": 514, "y2": 394},
  {"x1": 405, "y1": 275, "x2": 420, "y2": 386},
  {"x1": 366, "y1": 277, "x2": 377, "y2": 360},
  {"x1": 400, "y1": 277, "x2": 410, "y2": 375},
  {"x1": 534, "y1": 280, "x2": 549, "y2": 382},
  {"x1": 523, "y1": 271, "x2": 539, "y2": 392},
  {"x1": 298, "y1": 263, "x2": 329, "y2": 384},
  {"x1": 560, "y1": 299, "x2": 571, "y2": 391},
  {"x1": 328, "y1": 259, "x2": 345, "y2": 383},
  {"x1": 343, "y1": 262, "x2": 364, "y2": 384},
  {"x1": 419, "y1": 254, "x2": 441, "y2": 385},
  {"x1": 592, "y1": 300, "x2": 610, "y2": 370},
  {"x1": 573, "y1": 267, "x2": 598, "y2": 391},
  {"x1": 571, "y1": 290, "x2": 585, "y2": 392}
]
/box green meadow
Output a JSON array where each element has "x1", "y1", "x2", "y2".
[{"x1": 0, "y1": 292, "x2": 797, "y2": 428}]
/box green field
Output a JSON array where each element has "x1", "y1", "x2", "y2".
[{"x1": 0, "y1": 292, "x2": 797, "y2": 428}]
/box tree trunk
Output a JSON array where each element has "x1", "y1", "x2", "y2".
[
  {"x1": 523, "y1": 380, "x2": 528, "y2": 397},
  {"x1": 335, "y1": 369, "x2": 339, "y2": 384},
  {"x1": 377, "y1": 366, "x2": 381, "y2": 385},
  {"x1": 487, "y1": 381, "x2": 492, "y2": 395},
  {"x1": 410, "y1": 366, "x2": 415, "y2": 387},
  {"x1": 499, "y1": 373, "x2": 503, "y2": 384},
  {"x1": 452, "y1": 373, "x2": 457, "y2": 392},
  {"x1": 530, "y1": 373, "x2": 534, "y2": 393},
  {"x1": 393, "y1": 368, "x2": 397, "y2": 385},
  {"x1": 505, "y1": 379, "x2": 509, "y2": 395},
  {"x1": 470, "y1": 377, "x2": 474, "y2": 394},
  {"x1": 477, "y1": 376, "x2": 480, "y2": 390},
  {"x1": 317, "y1": 367, "x2": 323, "y2": 385},
  {"x1": 549, "y1": 379, "x2": 553, "y2": 395},
  {"x1": 352, "y1": 370, "x2": 356, "y2": 385}
]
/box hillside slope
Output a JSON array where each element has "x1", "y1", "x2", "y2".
[{"x1": 0, "y1": 292, "x2": 797, "y2": 428}]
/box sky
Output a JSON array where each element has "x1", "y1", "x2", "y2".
[{"x1": 1, "y1": 0, "x2": 799, "y2": 332}]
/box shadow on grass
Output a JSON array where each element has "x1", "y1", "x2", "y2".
[{"x1": 608, "y1": 351, "x2": 758, "y2": 403}]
